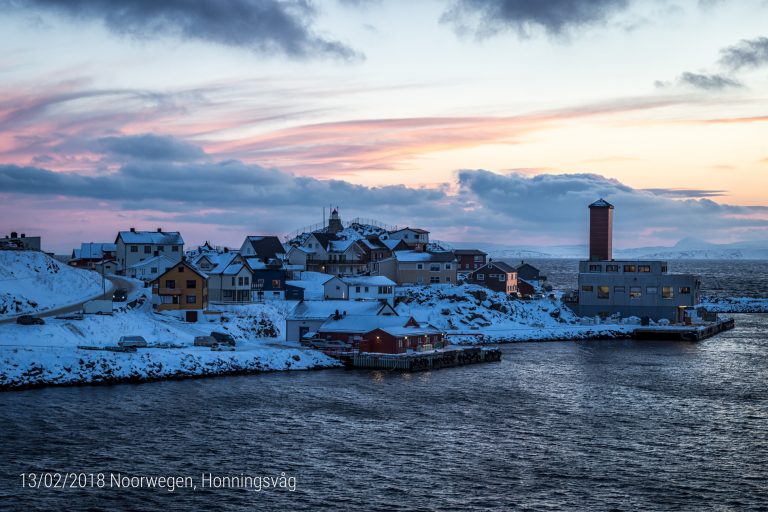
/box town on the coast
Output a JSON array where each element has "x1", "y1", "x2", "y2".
[{"x1": 0, "y1": 200, "x2": 743, "y2": 389}]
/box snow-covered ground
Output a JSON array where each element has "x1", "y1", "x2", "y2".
[
  {"x1": 698, "y1": 297, "x2": 768, "y2": 313},
  {"x1": 395, "y1": 284, "x2": 633, "y2": 343},
  {"x1": 0, "y1": 251, "x2": 105, "y2": 319},
  {"x1": 0, "y1": 300, "x2": 339, "y2": 390}
]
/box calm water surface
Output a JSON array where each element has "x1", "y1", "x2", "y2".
[{"x1": 1, "y1": 314, "x2": 767, "y2": 510}]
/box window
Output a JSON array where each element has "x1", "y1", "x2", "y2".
[
  {"x1": 130, "y1": 245, "x2": 138, "y2": 253},
  {"x1": 178, "y1": 266, "x2": 184, "y2": 272},
  {"x1": 606, "y1": 265, "x2": 619, "y2": 272},
  {"x1": 238, "y1": 276, "x2": 244, "y2": 286},
  {"x1": 647, "y1": 286, "x2": 657, "y2": 294},
  {"x1": 445, "y1": 263, "x2": 451, "y2": 270},
  {"x1": 165, "y1": 280, "x2": 176, "y2": 289},
  {"x1": 231, "y1": 277, "x2": 236, "y2": 286},
  {"x1": 224, "y1": 290, "x2": 233, "y2": 298},
  {"x1": 355, "y1": 286, "x2": 361, "y2": 293},
  {"x1": 639, "y1": 265, "x2": 651, "y2": 273},
  {"x1": 498, "y1": 275, "x2": 505, "y2": 282},
  {"x1": 662, "y1": 287, "x2": 674, "y2": 299},
  {"x1": 624, "y1": 265, "x2": 636, "y2": 272},
  {"x1": 272, "y1": 279, "x2": 281, "y2": 288},
  {"x1": 430, "y1": 264, "x2": 440, "y2": 271},
  {"x1": 581, "y1": 285, "x2": 593, "y2": 292},
  {"x1": 661, "y1": 265, "x2": 668, "y2": 273},
  {"x1": 477, "y1": 273, "x2": 485, "y2": 281},
  {"x1": 589, "y1": 264, "x2": 602, "y2": 272},
  {"x1": 679, "y1": 286, "x2": 691, "y2": 294},
  {"x1": 614, "y1": 286, "x2": 625, "y2": 293},
  {"x1": 151, "y1": 267, "x2": 158, "y2": 274},
  {"x1": 629, "y1": 286, "x2": 641, "y2": 299},
  {"x1": 186, "y1": 295, "x2": 196, "y2": 304},
  {"x1": 429, "y1": 276, "x2": 440, "y2": 283},
  {"x1": 417, "y1": 264, "x2": 423, "y2": 270},
  {"x1": 445, "y1": 276, "x2": 451, "y2": 282},
  {"x1": 172, "y1": 246, "x2": 179, "y2": 252},
  {"x1": 244, "y1": 277, "x2": 249, "y2": 285},
  {"x1": 144, "y1": 245, "x2": 151, "y2": 254},
  {"x1": 597, "y1": 286, "x2": 610, "y2": 299},
  {"x1": 256, "y1": 279, "x2": 264, "y2": 288},
  {"x1": 158, "y1": 246, "x2": 164, "y2": 252},
  {"x1": 364, "y1": 287, "x2": 369, "y2": 292},
  {"x1": 186, "y1": 280, "x2": 196, "y2": 289}
]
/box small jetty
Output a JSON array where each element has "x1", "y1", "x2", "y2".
[
  {"x1": 336, "y1": 346, "x2": 502, "y2": 371},
  {"x1": 632, "y1": 317, "x2": 735, "y2": 342}
]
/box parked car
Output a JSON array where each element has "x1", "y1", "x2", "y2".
[
  {"x1": 16, "y1": 315, "x2": 45, "y2": 325},
  {"x1": 112, "y1": 288, "x2": 128, "y2": 302},
  {"x1": 194, "y1": 335, "x2": 217, "y2": 347},
  {"x1": 211, "y1": 344, "x2": 236, "y2": 352},
  {"x1": 210, "y1": 331, "x2": 236, "y2": 346},
  {"x1": 118, "y1": 335, "x2": 148, "y2": 348}
]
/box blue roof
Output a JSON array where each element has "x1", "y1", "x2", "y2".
[{"x1": 589, "y1": 198, "x2": 614, "y2": 209}]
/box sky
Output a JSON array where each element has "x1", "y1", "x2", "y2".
[{"x1": 1, "y1": 0, "x2": 767, "y2": 253}]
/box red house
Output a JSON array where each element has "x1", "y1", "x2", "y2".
[
  {"x1": 454, "y1": 249, "x2": 487, "y2": 274},
  {"x1": 317, "y1": 315, "x2": 445, "y2": 354}
]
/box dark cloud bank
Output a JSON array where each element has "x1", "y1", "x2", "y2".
[
  {"x1": 3, "y1": 0, "x2": 358, "y2": 59},
  {"x1": 1, "y1": 134, "x2": 765, "y2": 243}
]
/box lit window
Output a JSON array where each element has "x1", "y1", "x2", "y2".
[
  {"x1": 597, "y1": 286, "x2": 610, "y2": 299},
  {"x1": 662, "y1": 287, "x2": 674, "y2": 299},
  {"x1": 679, "y1": 287, "x2": 691, "y2": 294},
  {"x1": 639, "y1": 265, "x2": 651, "y2": 273},
  {"x1": 581, "y1": 285, "x2": 593, "y2": 292},
  {"x1": 624, "y1": 265, "x2": 636, "y2": 272},
  {"x1": 589, "y1": 264, "x2": 601, "y2": 272},
  {"x1": 629, "y1": 286, "x2": 641, "y2": 299}
]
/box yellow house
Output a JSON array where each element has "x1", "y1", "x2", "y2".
[{"x1": 152, "y1": 260, "x2": 208, "y2": 321}]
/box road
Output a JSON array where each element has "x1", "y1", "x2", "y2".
[{"x1": 0, "y1": 275, "x2": 138, "y2": 324}]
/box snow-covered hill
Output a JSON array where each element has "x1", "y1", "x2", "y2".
[
  {"x1": 395, "y1": 284, "x2": 631, "y2": 342},
  {"x1": 0, "y1": 251, "x2": 104, "y2": 318}
]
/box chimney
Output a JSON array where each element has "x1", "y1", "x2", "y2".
[
  {"x1": 588, "y1": 198, "x2": 614, "y2": 261},
  {"x1": 20, "y1": 233, "x2": 25, "y2": 238},
  {"x1": 11, "y1": 231, "x2": 17, "y2": 238},
  {"x1": 157, "y1": 227, "x2": 162, "y2": 232},
  {"x1": 130, "y1": 227, "x2": 136, "y2": 233}
]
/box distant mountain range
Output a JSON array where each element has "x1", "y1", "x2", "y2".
[{"x1": 450, "y1": 237, "x2": 768, "y2": 260}]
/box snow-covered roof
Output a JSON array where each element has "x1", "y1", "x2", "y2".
[
  {"x1": 381, "y1": 239, "x2": 404, "y2": 250},
  {"x1": 379, "y1": 325, "x2": 441, "y2": 336},
  {"x1": 289, "y1": 300, "x2": 396, "y2": 320},
  {"x1": 589, "y1": 198, "x2": 614, "y2": 209},
  {"x1": 204, "y1": 252, "x2": 240, "y2": 274},
  {"x1": 453, "y1": 249, "x2": 487, "y2": 256},
  {"x1": 328, "y1": 239, "x2": 358, "y2": 253},
  {"x1": 245, "y1": 257, "x2": 267, "y2": 270},
  {"x1": 126, "y1": 254, "x2": 177, "y2": 270},
  {"x1": 77, "y1": 243, "x2": 116, "y2": 259},
  {"x1": 390, "y1": 227, "x2": 430, "y2": 235},
  {"x1": 222, "y1": 263, "x2": 245, "y2": 276},
  {"x1": 289, "y1": 246, "x2": 315, "y2": 254},
  {"x1": 117, "y1": 231, "x2": 184, "y2": 245},
  {"x1": 341, "y1": 276, "x2": 396, "y2": 287},
  {"x1": 393, "y1": 250, "x2": 456, "y2": 262},
  {"x1": 318, "y1": 315, "x2": 408, "y2": 333}
]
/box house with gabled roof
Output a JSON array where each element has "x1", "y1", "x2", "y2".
[
  {"x1": 125, "y1": 254, "x2": 177, "y2": 282},
  {"x1": 387, "y1": 227, "x2": 430, "y2": 250},
  {"x1": 239, "y1": 235, "x2": 285, "y2": 263},
  {"x1": 285, "y1": 300, "x2": 397, "y2": 342},
  {"x1": 316, "y1": 314, "x2": 445, "y2": 354},
  {"x1": 323, "y1": 275, "x2": 396, "y2": 304},
  {"x1": 468, "y1": 261, "x2": 519, "y2": 295},
  {"x1": 115, "y1": 228, "x2": 184, "y2": 273},
  {"x1": 374, "y1": 250, "x2": 457, "y2": 285},
  {"x1": 203, "y1": 252, "x2": 253, "y2": 303},
  {"x1": 151, "y1": 260, "x2": 208, "y2": 321},
  {"x1": 69, "y1": 242, "x2": 117, "y2": 268}
]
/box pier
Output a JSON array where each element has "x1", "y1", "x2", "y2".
[
  {"x1": 336, "y1": 346, "x2": 502, "y2": 371},
  {"x1": 632, "y1": 317, "x2": 735, "y2": 342}
]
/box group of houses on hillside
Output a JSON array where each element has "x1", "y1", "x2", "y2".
[{"x1": 60, "y1": 209, "x2": 544, "y2": 342}]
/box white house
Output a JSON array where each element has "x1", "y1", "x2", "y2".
[
  {"x1": 323, "y1": 276, "x2": 396, "y2": 304},
  {"x1": 115, "y1": 228, "x2": 184, "y2": 272},
  {"x1": 203, "y1": 252, "x2": 254, "y2": 303},
  {"x1": 386, "y1": 227, "x2": 430, "y2": 248},
  {"x1": 125, "y1": 254, "x2": 177, "y2": 282}
]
